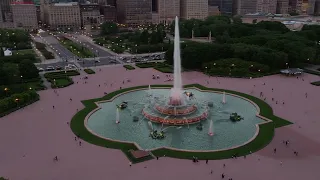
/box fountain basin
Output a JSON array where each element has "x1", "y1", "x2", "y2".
[
  {"x1": 142, "y1": 108, "x2": 208, "y2": 125},
  {"x1": 154, "y1": 104, "x2": 198, "y2": 116}
]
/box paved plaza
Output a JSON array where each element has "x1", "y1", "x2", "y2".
[{"x1": 0, "y1": 66, "x2": 319, "y2": 180}]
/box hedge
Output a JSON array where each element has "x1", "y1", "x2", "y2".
[
  {"x1": 84, "y1": 69, "x2": 95, "y2": 74},
  {"x1": 135, "y1": 62, "x2": 173, "y2": 73},
  {"x1": 303, "y1": 68, "x2": 320, "y2": 76},
  {"x1": 35, "y1": 42, "x2": 54, "y2": 59},
  {"x1": 70, "y1": 84, "x2": 292, "y2": 162},
  {"x1": 0, "y1": 90, "x2": 39, "y2": 117},
  {"x1": 44, "y1": 70, "x2": 80, "y2": 79},
  {"x1": 311, "y1": 81, "x2": 320, "y2": 86},
  {"x1": 50, "y1": 77, "x2": 74, "y2": 88},
  {"x1": 123, "y1": 65, "x2": 135, "y2": 70}
]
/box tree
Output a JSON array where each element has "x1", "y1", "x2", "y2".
[
  {"x1": 100, "y1": 22, "x2": 119, "y2": 35},
  {"x1": 19, "y1": 60, "x2": 39, "y2": 79},
  {"x1": 139, "y1": 30, "x2": 149, "y2": 44}
]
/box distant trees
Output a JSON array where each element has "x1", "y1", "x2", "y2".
[
  {"x1": 100, "y1": 22, "x2": 119, "y2": 35},
  {"x1": 164, "y1": 16, "x2": 320, "y2": 75}
]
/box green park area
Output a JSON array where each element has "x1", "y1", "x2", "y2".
[
  {"x1": 136, "y1": 62, "x2": 173, "y2": 73},
  {"x1": 44, "y1": 70, "x2": 80, "y2": 88},
  {"x1": 59, "y1": 37, "x2": 95, "y2": 58},
  {"x1": 161, "y1": 16, "x2": 320, "y2": 78},
  {"x1": 84, "y1": 68, "x2": 96, "y2": 74},
  {"x1": 93, "y1": 22, "x2": 169, "y2": 54},
  {"x1": 0, "y1": 29, "x2": 44, "y2": 117},
  {"x1": 34, "y1": 42, "x2": 55, "y2": 60},
  {"x1": 123, "y1": 65, "x2": 135, "y2": 70}
]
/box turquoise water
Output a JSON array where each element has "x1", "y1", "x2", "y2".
[{"x1": 86, "y1": 89, "x2": 264, "y2": 151}]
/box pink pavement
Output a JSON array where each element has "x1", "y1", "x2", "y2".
[{"x1": 0, "y1": 66, "x2": 319, "y2": 180}]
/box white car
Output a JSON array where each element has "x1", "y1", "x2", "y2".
[
  {"x1": 126, "y1": 60, "x2": 132, "y2": 63},
  {"x1": 38, "y1": 67, "x2": 44, "y2": 71},
  {"x1": 46, "y1": 66, "x2": 55, "y2": 71}
]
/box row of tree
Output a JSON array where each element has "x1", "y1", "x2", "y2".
[
  {"x1": 165, "y1": 42, "x2": 288, "y2": 70},
  {"x1": 0, "y1": 29, "x2": 31, "y2": 50},
  {"x1": 0, "y1": 59, "x2": 39, "y2": 86},
  {"x1": 0, "y1": 90, "x2": 39, "y2": 116},
  {"x1": 165, "y1": 16, "x2": 320, "y2": 74}
]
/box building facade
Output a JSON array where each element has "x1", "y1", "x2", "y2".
[
  {"x1": 208, "y1": 0, "x2": 233, "y2": 15},
  {"x1": 256, "y1": 0, "x2": 277, "y2": 14},
  {"x1": 276, "y1": 0, "x2": 289, "y2": 14},
  {"x1": 0, "y1": 0, "x2": 14, "y2": 22},
  {"x1": 180, "y1": 0, "x2": 208, "y2": 20},
  {"x1": 80, "y1": 4, "x2": 102, "y2": 28},
  {"x1": 116, "y1": 0, "x2": 152, "y2": 25},
  {"x1": 157, "y1": 0, "x2": 180, "y2": 24},
  {"x1": 11, "y1": 1, "x2": 38, "y2": 30},
  {"x1": 289, "y1": 0, "x2": 302, "y2": 13},
  {"x1": 47, "y1": 2, "x2": 81, "y2": 31},
  {"x1": 208, "y1": 5, "x2": 221, "y2": 15},
  {"x1": 102, "y1": 5, "x2": 117, "y2": 22},
  {"x1": 235, "y1": 0, "x2": 258, "y2": 15}
]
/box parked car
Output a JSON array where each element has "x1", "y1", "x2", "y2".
[
  {"x1": 109, "y1": 60, "x2": 117, "y2": 63},
  {"x1": 56, "y1": 66, "x2": 62, "y2": 70},
  {"x1": 94, "y1": 59, "x2": 100, "y2": 63},
  {"x1": 46, "y1": 66, "x2": 55, "y2": 71},
  {"x1": 38, "y1": 67, "x2": 44, "y2": 72}
]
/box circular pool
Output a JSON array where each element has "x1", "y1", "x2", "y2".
[{"x1": 86, "y1": 88, "x2": 265, "y2": 151}]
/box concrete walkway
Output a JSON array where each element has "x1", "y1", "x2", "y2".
[
  {"x1": 0, "y1": 67, "x2": 319, "y2": 180},
  {"x1": 39, "y1": 73, "x2": 51, "y2": 89}
]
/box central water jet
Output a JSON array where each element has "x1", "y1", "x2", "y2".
[{"x1": 169, "y1": 16, "x2": 183, "y2": 106}]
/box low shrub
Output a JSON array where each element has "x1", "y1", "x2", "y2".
[
  {"x1": 84, "y1": 69, "x2": 95, "y2": 74},
  {"x1": 0, "y1": 90, "x2": 39, "y2": 117},
  {"x1": 123, "y1": 65, "x2": 135, "y2": 70},
  {"x1": 50, "y1": 77, "x2": 74, "y2": 88},
  {"x1": 136, "y1": 62, "x2": 158, "y2": 68},
  {"x1": 44, "y1": 70, "x2": 80, "y2": 79},
  {"x1": 311, "y1": 81, "x2": 320, "y2": 86}
]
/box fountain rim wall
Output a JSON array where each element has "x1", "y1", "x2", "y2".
[{"x1": 83, "y1": 86, "x2": 273, "y2": 153}]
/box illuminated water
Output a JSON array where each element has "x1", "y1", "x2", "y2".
[{"x1": 86, "y1": 89, "x2": 264, "y2": 151}]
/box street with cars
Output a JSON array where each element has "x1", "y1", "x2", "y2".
[{"x1": 34, "y1": 33, "x2": 166, "y2": 72}]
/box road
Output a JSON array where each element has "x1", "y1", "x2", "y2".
[
  {"x1": 67, "y1": 34, "x2": 114, "y2": 57},
  {"x1": 36, "y1": 61, "x2": 78, "y2": 70}
]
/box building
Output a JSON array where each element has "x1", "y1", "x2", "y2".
[
  {"x1": 256, "y1": 0, "x2": 277, "y2": 14},
  {"x1": 289, "y1": 0, "x2": 302, "y2": 13},
  {"x1": 276, "y1": 0, "x2": 289, "y2": 14},
  {"x1": 157, "y1": 0, "x2": 180, "y2": 24},
  {"x1": 234, "y1": 0, "x2": 258, "y2": 15},
  {"x1": 208, "y1": 0, "x2": 233, "y2": 15},
  {"x1": 80, "y1": 4, "x2": 102, "y2": 28},
  {"x1": 0, "y1": 5, "x2": 3, "y2": 23},
  {"x1": 102, "y1": 5, "x2": 117, "y2": 22},
  {"x1": 0, "y1": 0, "x2": 14, "y2": 22},
  {"x1": 46, "y1": 2, "x2": 81, "y2": 31},
  {"x1": 116, "y1": 0, "x2": 152, "y2": 25},
  {"x1": 11, "y1": 1, "x2": 38, "y2": 30},
  {"x1": 180, "y1": 0, "x2": 208, "y2": 20},
  {"x1": 208, "y1": 5, "x2": 221, "y2": 16},
  {"x1": 316, "y1": 0, "x2": 320, "y2": 14}
]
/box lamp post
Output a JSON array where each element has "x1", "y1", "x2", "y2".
[
  {"x1": 15, "y1": 98, "x2": 19, "y2": 107},
  {"x1": 4, "y1": 88, "x2": 8, "y2": 96}
]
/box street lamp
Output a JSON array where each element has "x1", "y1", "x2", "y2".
[
  {"x1": 4, "y1": 88, "x2": 8, "y2": 96},
  {"x1": 15, "y1": 98, "x2": 19, "y2": 107}
]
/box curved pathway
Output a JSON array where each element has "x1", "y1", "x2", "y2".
[{"x1": 0, "y1": 67, "x2": 319, "y2": 180}]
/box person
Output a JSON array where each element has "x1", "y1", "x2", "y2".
[
  {"x1": 53, "y1": 105, "x2": 55, "y2": 109},
  {"x1": 129, "y1": 162, "x2": 132, "y2": 167},
  {"x1": 221, "y1": 173, "x2": 225, "y2": 179},
  {"x1": 79, "y1": 141, "x2": 82, "y2": 146},
  {"x1": 54, "y1": 156, "x2": 58, "y2": 161},
  {"x1": 206, "y1": 159, "x2": 208, "y2": 164},
  {"x1": 74, "y1": 137, "x2": 77, "y2": 141},
  {"x1": 156, "y1": 156, "x2": 159, "y2": 160},
  {"x1": 274, "y1": 148, "x2": 276, "y2": 153}
]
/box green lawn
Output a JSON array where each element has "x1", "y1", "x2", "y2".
[
  {"x1": 123, "y1": 65, "x2": 135, "y2": 70},
  {"x1": 70, "y1": 84, "x2": 292, "y2": 162},
  {"x1": 60, "y1": 39, "x2": 95, "y2": 58},
  {"x1": 84, "y1": 69, "x2": 95, "y2": 74},
  {"x1": 13, "y1": 49, "x2": 36, "y2": 56},
  {"x1": 44, "y1": 70, "x2": 79, "y2": 88},
  {"x1": 311, "y1": 81, "x2": 320, "y2": 86}
]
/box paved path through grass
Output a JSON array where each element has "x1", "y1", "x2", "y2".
[{"x1": 0, "y1": 67, "x2": 319, "y2": 180}]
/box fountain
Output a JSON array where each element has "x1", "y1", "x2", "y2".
[
  {"x1": 141, "y1": 16, "x2": 209, "y2": 125},
  {"x1": 208, "y1": 120, "x2": 214, "y2": 136},
  {"x1": 115, "y1": 108, "x2": 120, "y2": 124},
  {"x1": 222, "y1": 92, "x2": 226, "y2": 104},
  {"x1": 85, "y1": 18, "x2": 267, "y2": 151}
]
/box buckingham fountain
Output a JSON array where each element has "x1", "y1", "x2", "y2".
[
  {"x1": 141, "y1": 17, "x2": 209, "y2": 126},
  {"x1": 85, "y1": 17, "x2": 264, "y2": 151}
]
